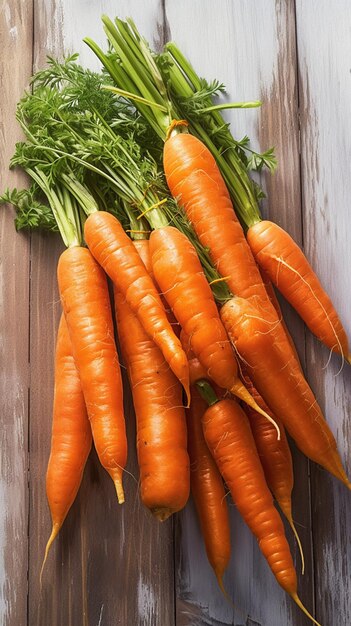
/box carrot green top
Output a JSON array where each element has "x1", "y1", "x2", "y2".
[{"x1": 84, "y1": 16, "x2": 276, "y2": 229}]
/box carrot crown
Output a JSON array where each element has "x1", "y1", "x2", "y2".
[{"x1": 85, "y1": 17, "x2": 275, "y2": 229}]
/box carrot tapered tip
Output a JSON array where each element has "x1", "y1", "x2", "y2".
[
  {"x1": 291, "y1": 593, "x2": 322, "y2": 626},
  {"x1": 114, "y1": 479, "x2": 125, "y2": 504},
  {"x1": 230, "y1": 382, "x2": 281, "y2": 440},
  {"x1": 286, "y1": 513, "x2": 305, "y2": 575},
  {"x1": 40, "y1": 522, "x2": 60, "y2": 587}
]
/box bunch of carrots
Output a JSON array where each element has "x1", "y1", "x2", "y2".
[{"x1": 2, "y1": 16, "x2": 350, "y2": 625}]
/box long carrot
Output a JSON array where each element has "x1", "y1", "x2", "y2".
[
  {"x1": 198, "y1": 384, "x2": 320, "y2": 625},
  {"x1": 163, "y1": 133, "x2": 306, "y2": 366},
  {"x1": 114, "y1": 286, "x2": 189, "y2": 521},
  {"x1": 242, "y1": 371, "x2": 304, "y2": 573},
  {"x1": 186, "y1": 386, "x2": 230, "y2": 590},
  {"x1": 247, "y1": 220, "x2": 350, "y2": 360},
  {"x1": 84, "y1": 211, "x2": 189, "y2": 402},
  {"x1": 58, "y1": 245, "x2": 127, "y2": 503},
  {"x1": 40, "y1": 314, "x2": 92, "y2": 581},
  {"x1": 149, "y1": 226, "x2": 280, "y2": 435},
  {"x1": 221, "y1": 296, "x2": 351, "y2": 489}
]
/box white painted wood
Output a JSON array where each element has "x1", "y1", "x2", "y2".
[
  {"x1": 0, "y1": 2, "x2": 32, "y2": 625},
  {"x1": 296, "y1": 2, "x2": 351, "y2": 624},
  {"x1": 35, "y1": 0, "x2": 165, "y2": 69}
]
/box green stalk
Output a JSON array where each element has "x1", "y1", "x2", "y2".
[
  {"x1": 25, "y1": 168, "x2": 81, "y2": 247},
  {"x1": 196, "y1": 380, "x2": 219, "y2": 407}
]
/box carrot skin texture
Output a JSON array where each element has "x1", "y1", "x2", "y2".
[
  {"x1": 114, "y1": 285, "x2": 190, "y2": 520},
  {"x1": 57, "y1": 246, "x2": 127, "y2": 501},
  {"x1": 247, "y1": 219, "x2": 350, "y2": 358},
  {"x1": 202, "y1": 397, "x2": 296, "y2": 594},
  {"x1": 243, "y1": 379, "x2": 294, "y2": 517},
  {"x1": 133, "y1": 239, "x2": 180, "y2": 336},
  {"x1": 187, "y1": 387, "x2": 231, "y2": 586},
  {"x1": 84, "y1": 212, "x2": 189, "y2": 398},
  {"x1": 258, "y1": 266, "x2": 301, "y2": 366},
  {"x1": 221, "y1": 296, "x2": 351, "y2": 488},
  {"x1": 43, "y1": 314, "x2": 92, "y2": 572}
]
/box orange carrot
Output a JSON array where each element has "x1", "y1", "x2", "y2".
[
  {"x1": 221, "y1": 296, "x2": 351, "y2": 489},
  {"x1": 114, "y1": 283, "x2": 189, "y2": 521},
  {"x1": 242, "y1": 371, "x2": 304, "y2": 573},
  {"x1": 84, "y1": 211, "x2": 189, "y2": 400},
  {"x1": 57, "y1": 245, "x2": 127, "y2": 502},
  {"x1": 163, "y1": 133, "x2": 304, "y2": 373},
  {"x1": 200, "y1": 389, "x2": 320, "y2": 625},
  {"x1": 259, "y1": 266, "x2": 301, "y2": 365},
  {"x1": 40, "y1": 314, "x2": 92, "y2": 581},
  {"x1": 149, "y1": 226, "x2": 280, "y2": 435},
  {"x1": 133, "y1": 239, "x2": 180, "y2": 336},
  {"x1": 186, "y1": 386, "x2": 230, "y2": 590},
  {"x1": 247, "y1": 220, "x2": 350, "y2": 360}
]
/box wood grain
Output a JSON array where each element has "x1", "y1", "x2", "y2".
[
  {"x1": 0, "y1": 1, "x2": 33, "y2": 624},
  {"x1": 296, "y1": 2, "x2": 351, "y2": 624},
  {"x1": 165, "y1": 1, "x2": 312, "y2": 624}
]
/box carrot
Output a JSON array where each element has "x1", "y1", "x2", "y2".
[
  {"x1": 57, "y1": 245, "x2": 127, "y2": 503},
  {"x1": 40, "y1": 313, "x2": 92, "y2": 581},
  {"x1": 114, "y1": 282, "x2": 189, "y2": 521},
  {"x1": 221, "y1": 296, "x2": 351, "y2": 489},
  {"x1": 163, "y1": 133, "x2": 305, "y2": 371},
  {"x1": 149, "y1": 226, "x2": 280, "y2": 436},
  {"x1": 84, "y1": 211, "x2": 189, "y2": 401},
  {"x1": 242, "y1": 371, "x2": 304, "y2": 573},
  {"x1": 199, "y1": 386, "x2": 320, "y2": 625},
  {"x1": 186, "y1": 386, "x2": 230, "y2": 590},
  {"x1": 247, "y1": 220, "x2": 350, "y2": 360}
]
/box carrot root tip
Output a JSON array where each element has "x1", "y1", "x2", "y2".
[
  {"x1": 291, "y1": 593, "x2": 322, "y2": 626},
  {"x1": 230, "y1": 383, "x2": 281, "y2": 440},
  {"x1": 40, "y1": 522, "x2": 61, "y2": 587},
  {"x1": 285, "y1": 512, "x2": 305, "y2": 576},
  {"x1": 114, "y1": 479, "x2": 125, "y2": 504}
]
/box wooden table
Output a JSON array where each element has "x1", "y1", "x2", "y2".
[{"x1": 1, "y1": 1, "x2": 350, "y2": 624}]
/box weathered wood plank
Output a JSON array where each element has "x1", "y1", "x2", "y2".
[
  {"x1": 0, "y1": 2, "x2": 33, "y2": 624},
  {"x1": 165, "y1": 1, "x2": 312, "y2": 624},
  {"x1": 296, "y1": 2, "x2": 351, "y2": 624},
  {"x1": 28, "y1": 2, "x2": 174, "y2": 625}
]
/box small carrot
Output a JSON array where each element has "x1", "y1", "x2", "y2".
[
  {"x1": 84, "y1": 211, "x2": 189, "y2": 401},
  {"x1": 198, "y1": 383, "x2": 320, "y2": 625},
  {"x1": 247, "y1": 220, "x2": 350, "y2": 361},
  {"x1": 40, "y1": 314, "x2": 92, "y2": 581},
  {"x1": 149, "y1": 226, "x2": 280, "y2": 436},
  {"x1": 186, "y1": 386, "x2": 230, "y2": 591},
  {"x1": 58, "y1": 245, "x2": 127, "y2": 502},
  {"x1": 114, "y1": 278, "x2": 189, "y2": 521},
  {"x1": 242, "y1": 371, "x2": 304, "y2": 573},
  {"x1": 221, "y1": 296, "x2": 351, "y2": 489}
]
